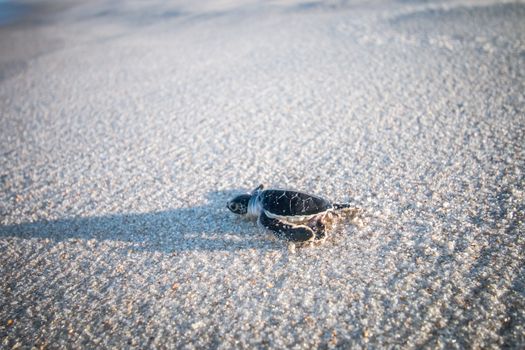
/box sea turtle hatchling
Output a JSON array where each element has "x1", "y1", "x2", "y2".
[{"x1": 227, "y1": 184, "x2": 360, "y2": 243}]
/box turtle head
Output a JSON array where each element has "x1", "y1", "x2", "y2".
[{"x1": 227, "y1": 194, "x2": 251, "y2": 215}]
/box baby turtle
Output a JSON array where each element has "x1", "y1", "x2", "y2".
[{"x1": 227, "y1": 184, "x2": 359, "y2": 243}]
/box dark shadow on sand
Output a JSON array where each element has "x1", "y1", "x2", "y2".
[{"x1": 0, "y1": 190, "x2": 279, "y2": 253}]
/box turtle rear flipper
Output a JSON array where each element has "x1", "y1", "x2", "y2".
[
  {"x1": 258, "y1": 211, "x2": 314, "y2": 242},
  {"x1": 307, "y1": 217, "x2": 327, "y2": 241}
]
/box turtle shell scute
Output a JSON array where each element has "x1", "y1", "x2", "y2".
[{"x1": 260, "y1": 190, "x2": 332, "y2": 216}]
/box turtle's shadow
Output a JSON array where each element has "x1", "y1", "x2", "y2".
[{"x1": 0, "y1": 189, "x2": 278, "y2": 252}]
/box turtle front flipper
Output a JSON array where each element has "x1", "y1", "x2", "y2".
[
  {"x1": 258, "y1": 211, "x2": 314, "y2": 242},
  {"x1": 252, "y1": 184, "x2": 264, "y2": 193}
]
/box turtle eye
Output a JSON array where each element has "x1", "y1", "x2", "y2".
[{"x1": 228, "y1": 202, "x2": 239, "y2": 212}]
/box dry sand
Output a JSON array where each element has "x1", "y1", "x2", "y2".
[{"x1": 1, "y1": 0, "x2": 524, "y2": 348}]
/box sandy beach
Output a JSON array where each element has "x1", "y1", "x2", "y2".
[{"x1": 1, "y1": 0, "x2": 524, "y2": 348}]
